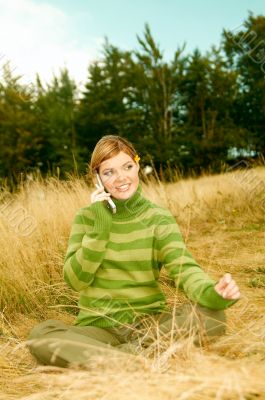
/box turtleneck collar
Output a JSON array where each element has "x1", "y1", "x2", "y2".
[{"x1": 110, "y1": 182, "x2": 150, "y2": 220}]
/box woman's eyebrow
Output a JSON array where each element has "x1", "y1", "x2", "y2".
[{"x1": 102, "y1": 161, "x2": 132, "y2": 173}]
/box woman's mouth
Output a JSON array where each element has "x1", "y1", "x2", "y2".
[{"x1": 116, "y1": 184, "x2": 130, "y2": 192}]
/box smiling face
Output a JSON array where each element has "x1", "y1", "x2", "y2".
[{"x1": 97, "y1": 151, "x2": 140, "y2": 200}]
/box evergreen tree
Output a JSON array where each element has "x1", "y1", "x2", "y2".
[
  {"x1": 0, "y1": 63, "x2": 40, "y2": 179},
  {"x1": 76, "y1": 41, "x2": 133, "y2": 167},
  {"x1": 129, "y1": 24, "x2": 186, "y2": 167},
  {"x1": 223, "y1": 13, "x2": 265, "y2": 155},
  {"x1": 178, "y1": 48, "x2": 238, "y2": 171},
  {"x1": 34, "y1": 69, "x2": 81, "y2": 174}
]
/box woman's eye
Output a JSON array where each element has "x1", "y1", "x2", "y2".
[{"x1": 103, "y1": 165, "x2": 133, "y2": 176}]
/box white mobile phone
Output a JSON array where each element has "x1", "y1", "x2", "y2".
[{"x1": 95, "y1": 173, "x2": 116, "y2": 214}]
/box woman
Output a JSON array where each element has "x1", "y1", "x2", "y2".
[{"x1": 27, "y1": 135, "x2": 240, "y2": 368}]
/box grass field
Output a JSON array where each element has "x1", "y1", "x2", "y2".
[{"x1": 0, "y1": 165, "x2": 265, "y2": 399}]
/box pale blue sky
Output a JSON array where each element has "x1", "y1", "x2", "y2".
[
  {"x1": 45, "y1": 0, "x2": 265, "y2": 57},
  {"x1": 0, "y1": 0, "x2": 264, "y2": 87}
]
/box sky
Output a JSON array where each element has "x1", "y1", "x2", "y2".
[{"x1": 0, "y1": 0, "x2": 265, "y2": 89}]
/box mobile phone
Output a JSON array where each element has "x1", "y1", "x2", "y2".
[{"x1": 95, "y1": 173, "x2": 116, "y2": 214}]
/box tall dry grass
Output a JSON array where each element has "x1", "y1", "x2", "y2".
[{"x1": 0, "y1": 165, "x2": 265, "y2": 399}]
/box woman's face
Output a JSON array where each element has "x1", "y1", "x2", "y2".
[{"x1": 97, "y1": 151, "x2": 140, "y2": 200}]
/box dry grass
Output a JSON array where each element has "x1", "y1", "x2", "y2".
[{"x1": 0, "y1": 165, "x2": 265, "y2": 399}]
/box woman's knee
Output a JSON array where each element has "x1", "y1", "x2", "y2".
[
  {"x1": 171, "y1": 303, "x2": 227, "y2": 341},
  {"x1": 27, "y1": 320, "x2": 71, "y2": 366},
  {"x1": 195, "y1": 304, "x2": 227, "y2": 338},
  {"x1": 28, "y1": 319, "x2": 67, "y2": 340}
]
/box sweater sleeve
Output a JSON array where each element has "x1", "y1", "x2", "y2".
[
  {"x1": 155, "y1": 213, "x2": 239, "y2": 310},
  {"x1": 63, "y1": 201, "x2": 113, "y2": 292}
]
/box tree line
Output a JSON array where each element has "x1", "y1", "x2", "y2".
[{"x1": 0, "y1": 13, "x2": 264, "y2": 184}]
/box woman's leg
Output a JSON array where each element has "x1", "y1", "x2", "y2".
[
  {"x1": 27, "y1": 319, "x2": 137, "y2": 368},
  {"x1": 128, "y1": 303, "x2": 227, "y2": 348},
  {"x1": 158, "y1": 303, "x2": 226, "y2": 346}
]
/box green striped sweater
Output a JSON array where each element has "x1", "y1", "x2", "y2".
[{"x1": 63, "y1": 182, "x2": 237, "y2": 328}]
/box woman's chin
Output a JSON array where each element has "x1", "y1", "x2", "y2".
[{"x1": 112, "y1": 185, "x2": 135, "y2": 200}]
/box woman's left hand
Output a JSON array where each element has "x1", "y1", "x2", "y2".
[{"x1": 214, "y1": 273, "x2": 241, "y2": 300}]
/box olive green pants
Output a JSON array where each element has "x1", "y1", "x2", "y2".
[{"x1": 27, "y1": 303, "x2": 226, "y2": 368}]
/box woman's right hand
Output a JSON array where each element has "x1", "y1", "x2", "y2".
[{"x1": 90, "y1": 186, "x2": 112, "y2": 204}]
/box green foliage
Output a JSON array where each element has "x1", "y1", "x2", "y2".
[
  {"x1": 0, "y1": 14, "x2": 264, "y2": 183},
  {"x1": 34, "y1": 69, "x2": 83, "y2": 175},
  {"x1": 0, "y1": 63, "x2": 40, "y2": 179},
  {"x1": 222, "y1": 12, "x2": 265, "y2": 155},
  {"x1": 178, "y1": 47, "x2": 239, "y2": 172},
  {"x1": 76, "y1": 40, "x2": 132, "y2": 164}
]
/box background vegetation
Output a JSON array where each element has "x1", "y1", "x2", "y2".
[{"x1": 1, "y1": 13, "x2": 265, "y2": 186}]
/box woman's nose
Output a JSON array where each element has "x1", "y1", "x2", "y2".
[
  {"x1": 115, "y1": 171, "x2": 126, "y2": 181},
  {"x1": 116, "y1": 174, "x2": 124, "y2": 183}
]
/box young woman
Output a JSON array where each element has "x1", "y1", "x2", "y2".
[{"x1": 27, "y1": 135, "x2": 240, "y2": 368}]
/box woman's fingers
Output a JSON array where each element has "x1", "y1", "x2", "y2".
[
  {"x1": 90, "y1": 186, "x2": 111, "y2": 204},
  {"x1": 222, "y1": 278, "x2": 236, "y2": 296},
  {"x1": 214, "y1": 273, "x2": 240, "y2": 300},
  {"x1": 215, "y1": 273, "x2": 231, "y2": 292},
  {"x1": 226, "y1": 287, "x2": 241, "y2": 299},
  {"x1": 222, "y1": 282, "x2": 240, "y2": 298},
  {"x1": 216, "y1": 273, "x2": 231, "y2": 291}
]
